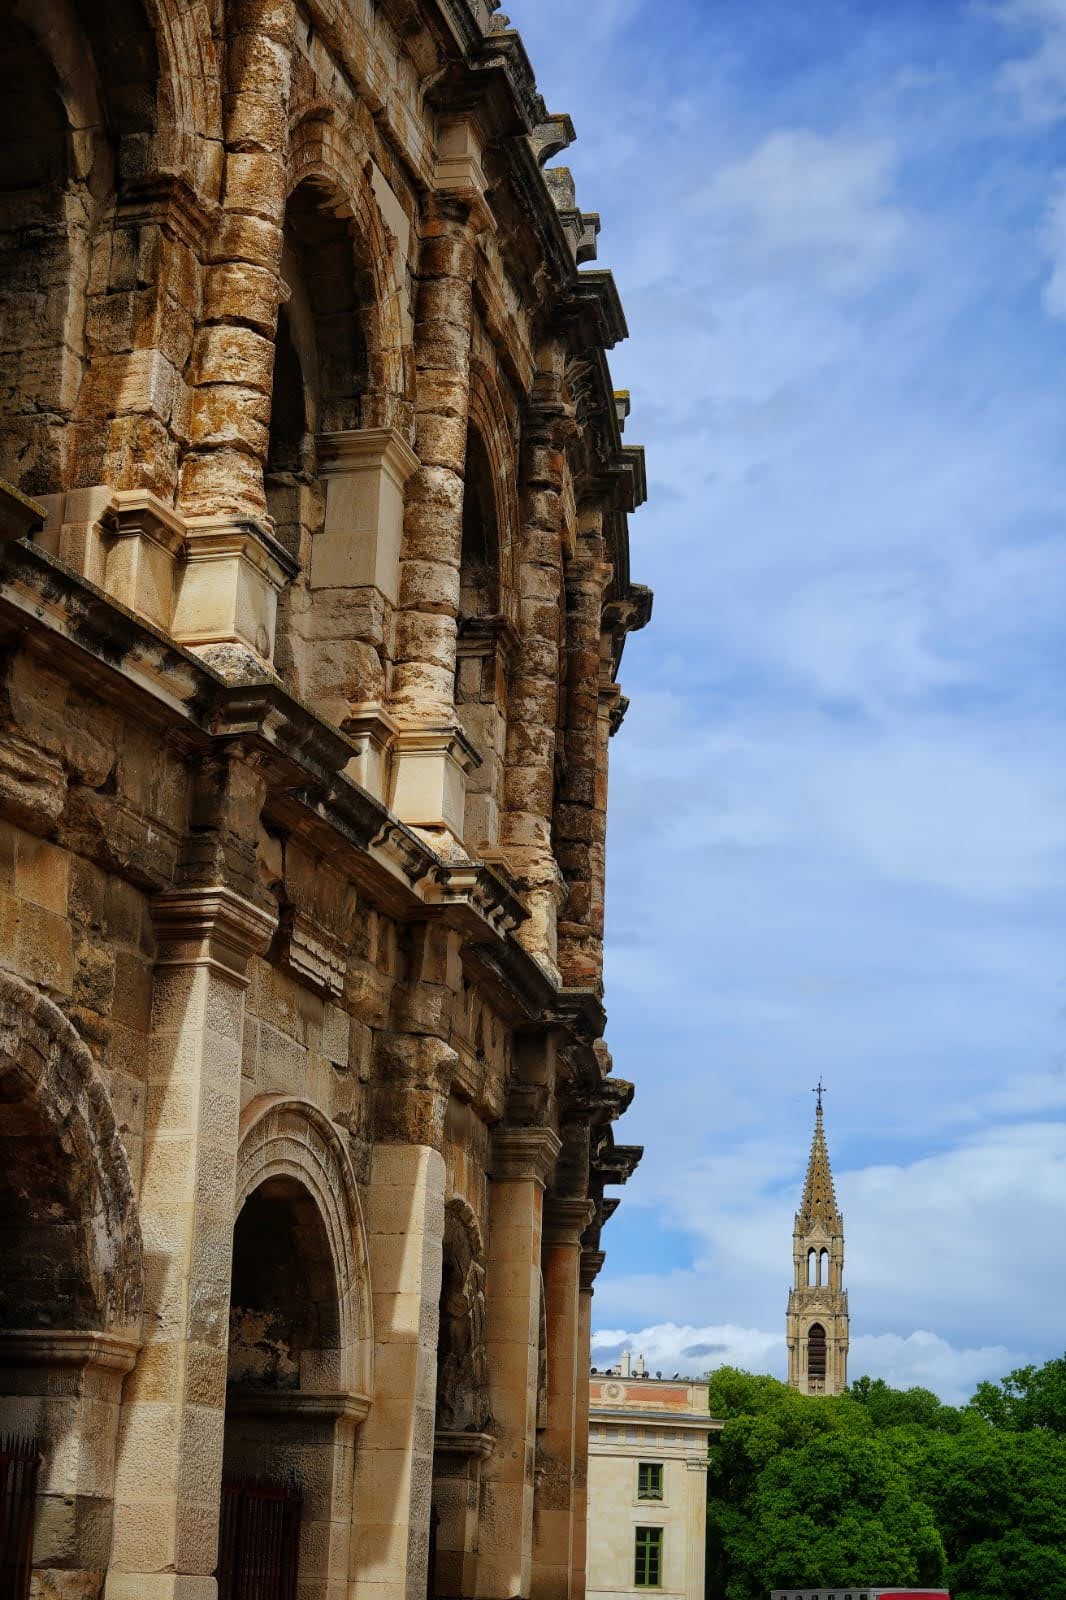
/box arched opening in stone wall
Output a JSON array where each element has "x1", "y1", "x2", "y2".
[
  {"x1": 272, "y1": 174, "x2": 392, "y2": 716},
  {"x1": 0, "y1": 972, "x2": 141, "y2": 1594},
  {"x1": 0, "y1": 0, "x2": 162, "y2": 498},
  {"x1": 430, "y1": 1200, "x2": 491, "y2": 1600},
  {"x1": 819, "y1": 1247, "x2": 829, "y2": 1287},
  {"x1": 0, "y1": 7, "x2": 80, "y2": 495},
  {"x1": 223, "y1": 1174, "x2": 355, "y2": 1597},
  {"x1": 806, "y1": 1247, "x2": 816, "y2": 1287},
  {"x1": 807, "y1": 1322, "x2": 827, "y2": 1385},
  {"x1": 457, "y1": 424, "x2": 512, "y2": 854}
]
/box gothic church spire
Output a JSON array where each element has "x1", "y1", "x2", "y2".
[{"x1": 786, "y1": 1087, "x2": 849, "y2": 1396}]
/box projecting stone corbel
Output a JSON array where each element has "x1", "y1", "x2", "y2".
[
  {"x1": 311, "y1": 428, "x2": 420, "y2": 606},
  {"x1": 434, "y1": 116, "x2": 495, "y2": 233},
  {"x1": 343, "y1": 700, "x2": 402, "y2": 801},
  {"x1": 172, "y1": 513, "x2": 298, "y2": 667},
  {"x1": 389, "y1": 722, "x2": 481, "y2": 847},
  {"x1": 528, "y1": 113, "x2": 577, "y2": 168},
  {"x1": 98, "y1": 489, "x2": 187, "y2": 630}
]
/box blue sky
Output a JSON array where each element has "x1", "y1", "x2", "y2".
[{"x1": 512, "y1": 0, "x2": 1066, "y2": 1402}]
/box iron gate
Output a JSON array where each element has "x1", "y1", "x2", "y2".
[
  {"x1": 218, "y1": 1475, "x2": 302, "y2": 1600},
  {"x1": 0, "y1": 1434, "x2": 40, "y2": 1600}
]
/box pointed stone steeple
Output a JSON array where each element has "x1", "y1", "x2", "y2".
[
  {"x1": 797, "y1": 1091, "x2": 842, "y2": 1233},
  {"x1": 786, "y1": 1084, "x2": 849, "y2": 1396}
]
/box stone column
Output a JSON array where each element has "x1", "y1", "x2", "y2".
[
  {"x1": 105, "y1": 887, "x2": 276, "y2": 1600},
  {"x1": 570, "y1": 1252, "x2": 600, "y2": 1600},
  {"x1": 554, "y1": 512, "x2": 613, "y2": 991},
  {"x1": 500, "y1": 398, "x2": 570, "y2": 971},
  {"x1": 531, "y1": 1198, "x2": 594, "y2": 1600},
  {"x1": 389, "y1": 119, "x2": 489, "y2": 844},
  {"x1": 476, "y1": 1126, "x2": 561, "y2": 1600},
  {"x1": 180, "y1": 0, "x2": 294, "y2": 517},
  {"x1": 349, "y1": 923, "x2": 458, "y2": 1600}
]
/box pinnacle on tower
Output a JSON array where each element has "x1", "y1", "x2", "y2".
[{"x1": 796, "y1": 1084, "x2": 842, "y2": 1234}]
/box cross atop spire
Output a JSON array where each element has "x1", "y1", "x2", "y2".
[{"x1": 796, "y1": 1087, "x2": 841, "y2": 1232}]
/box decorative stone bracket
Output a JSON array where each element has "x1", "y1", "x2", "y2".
[
  {"x1": 34, "y1": 488, "x2": 299, "y2": 668},
  {"x1": 390, "y1": 722, "x2": 481, "y2": 845},
  {"x1": 311, "y1": 428, "x2": 420, "y2": 605}
]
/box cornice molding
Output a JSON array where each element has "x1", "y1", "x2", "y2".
[
  {"x1": 490, "y1": 1124, "x2": 562, "y2": 1186},
  {"x1": 152, "y1": 886, "x2": 278, "y2": 983}
]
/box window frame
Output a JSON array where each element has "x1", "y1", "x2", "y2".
[
  {"x1": 634, "y1": 1526, "x2": 663, "y2": 1588},
  {"x1": 637, "y1": 1461, "x2": 664, "y2": 1501}
]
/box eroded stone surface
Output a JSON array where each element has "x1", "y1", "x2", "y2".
[{"x1": 0, "y1": 3, "x2": 650, "y2": 1596}]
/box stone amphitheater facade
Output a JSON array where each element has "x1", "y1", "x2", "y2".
[{"x1": 0, "y1": 0, "x2": 650, "y2": 1595}]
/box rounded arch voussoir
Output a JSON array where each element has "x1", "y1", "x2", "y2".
[
  {"x1": 0, "y1": 968, "x2": 143, "y2": 1337},
  {"x1": 236, "y1": 1094, "x2": 374, "y2": 1401}
]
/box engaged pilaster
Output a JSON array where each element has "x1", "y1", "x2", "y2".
[
  {"x1": 350, "y1": 925, "x2": 458, "y2": 1600},
  {"x1": 531, "y1": 1197, "x2": 595, "y2": 1600},
  {"x1": 106, "y1": 886, "x2": 276, "y2": 1600},
  {"x1": 477, "y1": 1125, "x2": 561, "y2": 1600}
]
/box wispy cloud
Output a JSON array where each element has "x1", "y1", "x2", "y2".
[
  {"x1": 997, "y1": 0, "x2": 1066, "y2": 121},
  {"x1": 512, "y1": 0, "x2": 1066, "y2": 1399},
  {"x1": 700, "y1": 130, "x2": 909, "y2": 297}
]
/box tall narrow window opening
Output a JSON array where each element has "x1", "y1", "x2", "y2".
[{"x1": 634, "y1": 1527, "x2": 662, "y2": 1588}]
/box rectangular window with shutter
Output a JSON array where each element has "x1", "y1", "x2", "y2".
[{"x1": 634, "y1": 1527, "x2": 662, "y2": 1587}]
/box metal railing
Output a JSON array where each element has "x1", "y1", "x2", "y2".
[
  {"x1": 218, "y1": 1474, "x2": 302, "y2": 1600},
  {"x1": 0, "y1": 1435, "x2": 40, "y2": 1600}
]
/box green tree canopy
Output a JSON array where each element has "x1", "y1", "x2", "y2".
[{"x1": 706, "y1": 1355, "x2": 1066, "y2": 1600}]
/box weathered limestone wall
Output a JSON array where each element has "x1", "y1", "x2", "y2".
[{"x1": 0, "y1": 0, "x2": 650, "y2": 1596}]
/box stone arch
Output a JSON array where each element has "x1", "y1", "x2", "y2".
[
  {"x1": 467, "y1": 358, "x2": 520, "y2": 615},
  {"x1": 0, "y1": 0, "x2": 219, "y2": 498},
  {"x1": 0, "y1": 968, "x2": 142, "y2": 1337},
  {"x1": 234, "y1": 1094, "x2": 374, "y2": 1400},
  {"x1": 227, "y1": 1096, "x2": 374, "y2": 1596},
  {"x1": 807, "y1": 1321, "x2": 827, "y2": 1384},
  {"x1": 0, "y1": 969, "x2": 142, "y2": 1595},
  {"x1": 456, "y1": 364, "x2": 522, "y2": 854},
  {"x1": 286, "y1": 116, "x2": 412, "y2": 427}
]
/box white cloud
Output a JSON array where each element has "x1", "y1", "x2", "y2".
[
  {"x1": 997, "y1": 0, "x2": 1066, "y2": 122},
  {"x1": 1040, "y1": 170, "x2": 1066, "y2": 314},
  {"x1": 511, "y1": 0, "x2": 1066, "y2": 1398},
  {"x1": 849, "y1": 1330, "x2": 1020, "y2": 1402},
  {"x1": 591, "y1": 1321, "x2": 786, "y2": 1381},
  {"x1": 700, "y1": 130, "x2": 908, "y2": 296},
  {"x1": 589, "y1": 1322, "x2": 1021, "y2": 1404}
]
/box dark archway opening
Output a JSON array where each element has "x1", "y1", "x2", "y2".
[
  {"x1": 456, "y1": 426, "x2": 509, "y2": 853},
  {"x1": 807, "y1": 1322, "x2": 827, "y2": 1384},
  {"x1": 223, "y1": 1176, "x2": 350, "y2": 1599},
  {"x1": 0, "y1": 1046, "x2": 136, "y2": 1593},
  {"x1": 0, "y1": 8, "x2": 73, "y2": 495}
]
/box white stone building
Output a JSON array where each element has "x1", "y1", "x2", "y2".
[{"x1": 587, "y1": 1366, "x2": 715, "y2": 1600}]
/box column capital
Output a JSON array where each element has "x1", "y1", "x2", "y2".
[
  {"x1": 543, "y1": 1195, "x2": 595, "y2": 1247},
  {"x1": 491, "y1": 1125, "x2": 562, "y2": 1187},
  {"x1": 151, "y1": 885, "x2": 277, "y2": 984},
  {"x1": 579, "y1": 1249, "x2": 605, "y2": 1291}
]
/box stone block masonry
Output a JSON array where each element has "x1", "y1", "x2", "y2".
[{"x1": 0, "y1": 1, "x2": 650, "y2": 1596}]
